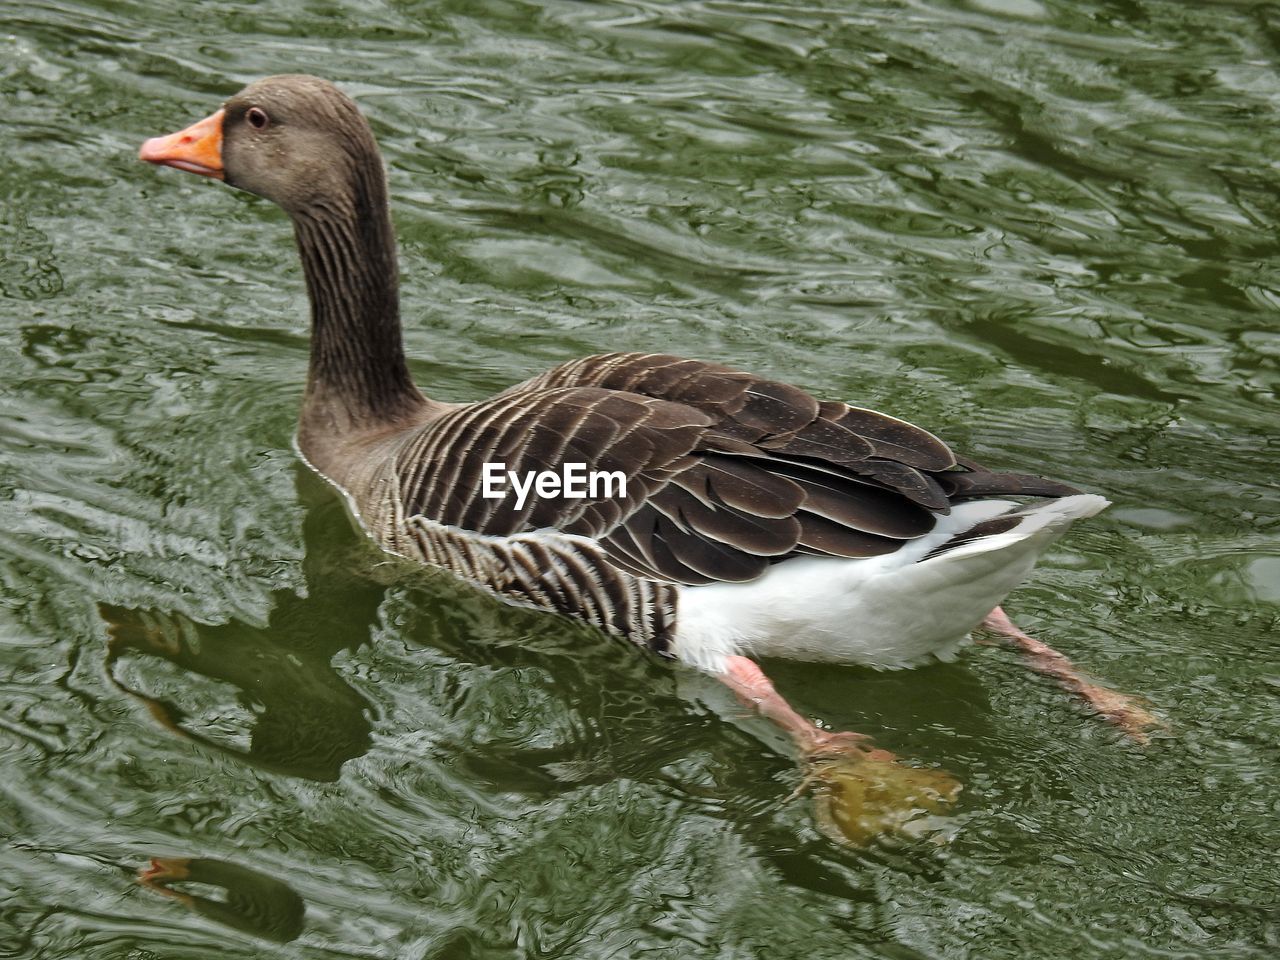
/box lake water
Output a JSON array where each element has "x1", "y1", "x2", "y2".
[{"x1": 2, "y1": 0, "x2": 1277, "y2": 957}]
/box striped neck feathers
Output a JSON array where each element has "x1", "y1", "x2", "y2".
[{"x1": 292, "y1": 151, "x2": 423, "y2": 438}]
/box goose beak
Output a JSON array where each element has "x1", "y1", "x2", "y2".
[{"x1": 139, "y1": 109, "x2": 226, "y2": 180}]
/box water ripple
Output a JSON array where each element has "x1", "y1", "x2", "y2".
[{"x1": 1, "y1": 0, "x2": 1277, "y2": 957}]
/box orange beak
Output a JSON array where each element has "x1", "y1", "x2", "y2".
[{"x1": 139, "y1": 109, "x2": 226, "y2": 180}]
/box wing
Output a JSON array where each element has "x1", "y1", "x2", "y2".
[
  {"x1": 393, "y1": 385, "x2": 713, "y2": 536},
  {"x1": 396, "y1": 353, "x2": 1080, "y2": 586}
]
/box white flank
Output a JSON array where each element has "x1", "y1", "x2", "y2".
[{"x1": 671, "y1": 494, "x2": 1110, "y2": 673}]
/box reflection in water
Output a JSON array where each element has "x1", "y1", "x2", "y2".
[
  {"x1": 102, "y1": 472, "x2": 387, "y2": 782},
  {"x1": 4, "y1": 0, "x2": 1278, "y2": 952},
  {"x1": 138, "y1": 856, "x2": 305, "y2": 943},
  {"x1": 101, "y1": 468, "x2": 988, "y2": 842}
]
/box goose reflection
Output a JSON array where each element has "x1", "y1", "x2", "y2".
[
  {"x1": 102, "y1": 470, "x2": 992, "y2": 843},
  {"x1": 102, "y1": 470, "x2": 387, "y2": 782},
  {"x1": 138, "y1": 856, "x2": 305, "y2": 943}
]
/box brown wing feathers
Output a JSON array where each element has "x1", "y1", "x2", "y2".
[
  {"x1": 398, "y1": 353, "x2": 1080, "y2": 587},
  {"x1": 397, "y1": 386, "x2": 712, "y2": 535}
]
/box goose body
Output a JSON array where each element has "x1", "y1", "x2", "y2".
[{"x1": 140, "y1": 76, "x2": 1108, "y2": 678}]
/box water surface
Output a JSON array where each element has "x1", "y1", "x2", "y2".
[{"x1": 1, "y1": 1, "x2": 1278, "y2": 957}]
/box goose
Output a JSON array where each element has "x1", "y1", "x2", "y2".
[{"x1": 138, "y1": 75, "x2": 1154, "y2": 788}]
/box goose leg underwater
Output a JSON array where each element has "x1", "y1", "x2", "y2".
[{"x1": 138, "y1": 75, "x2": 1158, "y2": 840}]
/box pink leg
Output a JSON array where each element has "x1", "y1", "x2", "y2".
[
  {"x1": 982, "y1": 606, "x2": 1159, "y2": 743},
  {"x1": 717, "y1": 655, "x2": 892, "y2": 762},
  {"x1": 138, "y1": 858, "x2": 196, "y2": 907}
]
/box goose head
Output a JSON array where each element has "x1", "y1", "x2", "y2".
[
  {"x1": 139, "y1": 75, "x2": 421, "y2": 444},
  {"x1": 139, "y1": 74, "x2": 382, "y2": 218}
]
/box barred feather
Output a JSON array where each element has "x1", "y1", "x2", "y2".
[
  {"x1": 335, "y1": 352, "x2": 1084, "y2": 650},
  {"x1": 146, "y1": 76, "x2": 1098, "y2": 667}
]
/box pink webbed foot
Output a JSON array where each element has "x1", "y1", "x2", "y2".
[
  {"x1": 982, "y1": 606, "x2": 1162, "y2": 743},
  {"x1": 803, "y1": 730, "x2": 875, "y2": 763},
  {"x1": 716, "y1": 655, "x2": 960, "y2": 844},
  {"x1": 138, "y1": 857, "x2": 196, "y2": 907},
  {"x1": 800, "y1": 751, "x2": 962, "y2": 845}
]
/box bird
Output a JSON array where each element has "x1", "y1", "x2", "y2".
[{"x1": 138, "y1": 76, "x2": 1155, "y2": 815}]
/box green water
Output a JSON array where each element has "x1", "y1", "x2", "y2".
[{"x1": 2, "y1": 0, "x2": 1278, "y2": 956}]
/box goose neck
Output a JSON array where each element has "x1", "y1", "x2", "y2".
[{"x1": 293, "y1": 188, "x2": 423, "y2": 437}]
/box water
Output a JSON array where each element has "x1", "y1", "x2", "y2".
[{"x1": 2, "y1": 0, "x2": 1278, "y2": 956}]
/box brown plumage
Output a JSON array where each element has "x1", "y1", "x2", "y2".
[{"x1": 139, "y1": 75, "x2": 1091, "y2": 662}]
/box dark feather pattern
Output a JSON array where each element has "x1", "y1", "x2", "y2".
[
  {"x1": 923, "y1": 513, "x2": 1026, "y2": 560},
  {"x1": 372, "y1": 352, "x2": 1082, "y2": 597},
  {"x1": 937, "y1": 469, "x2": 1083, "y2": 501},
  {"x1": 796, "y1": 513, "x2": 904, "y2": 557},
  {"x1": 145, "y1": 77, "x2": 1090, "y2": 660}
]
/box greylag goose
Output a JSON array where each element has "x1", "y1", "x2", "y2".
[{"x1": 139, "y1": 77, "x2": 1154, "y2": 819}]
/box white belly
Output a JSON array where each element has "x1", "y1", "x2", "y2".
[{"x1": 670, "y1": 494, "x2": 1108, "y2": 673}]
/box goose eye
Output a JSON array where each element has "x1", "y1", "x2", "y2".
[{"x1": 246, "y1": 107, "x2": 269, "y2": 130}]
